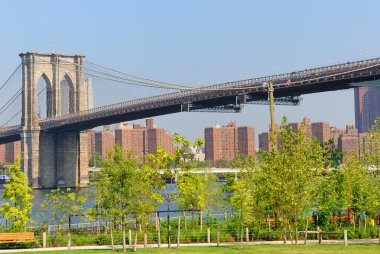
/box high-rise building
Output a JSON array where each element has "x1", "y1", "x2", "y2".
[
  {"x1": 259, "y1": 132, "x2": 270, "y2": 152},
  {"x1": 330, "y1": 127, "x2": 344, "y2": 148},
  {"x1": 205, "y1": 122, "x2": 236, "y2": 161},
  {"x1": 258, "y1": 123, "x2": 279, "y2": 152},
  {"x1": 338, "y1": 124, "x2": 359, "y2": 161},
  {"x1": 0, "y1": 144, "x2": 5, "y2": 164},
  {"x1": 95, "y1": 125, "x2": 115, "y2": 158},
  {"x1": 288, "y1": 117, "x2": 312, "y2": 137},
  {"x1": 354, "y1": 87, "x2": 380, "y2": 133},
  {"x1": 87, "y1": 129, "x2": 96, "y2": 159},
  {"x1": 311, "y1": 122, "x2": 331, "y2": 143},
  {"x1": 5, "y1": 141, "x2": 21, "y2": 163},
  {"x1": 146, "y1": 128, "x2": 174, "y2": 155},
  {"x1": 237, "y1": 126, "x2": 255, "y2": 156},
  {"x1": 114, "y1": 118, "x2": 173, "y2": 159},
  {"x1": 205, "y1": 121, "x2": 255, "y2": 161},
  {"x1": 205, "y1": 126, "x2": 222, "y2": 161}
]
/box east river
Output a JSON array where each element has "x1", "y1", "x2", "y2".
[{"x1": 0, "y1": 184, "x2": 183, "y2": 226}]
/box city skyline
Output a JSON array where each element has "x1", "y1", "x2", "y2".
[{"x1": 1, "y1": 1, "x2": 380, "y2": 142}]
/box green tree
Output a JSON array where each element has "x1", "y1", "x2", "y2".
[
  {"x1": 39, "y1": 187, "x2": 86, "y2": 229},
  {"x1": 131, "y1": 164, "x2": 163, "y2": 251},
  {"x1": 314, "y1": 168, "x2": 345, "y2": 228},
  {"x1": 177, "y1": 168, "x2": 222, "y2": 231},
  {"x1": 356, "y1": 117, "x2": 380, "y2": 227},
  {"x1": 101, "y1": 145, "x2": 139, "y2": 252},
  {"x1": 227, "y1": 155, "x2": 265, "y2": 240},
  {"x1": 0, "y1": 159, "x2": 33, "y2": 232},
  {"x1": 193, "y1": 138, "x2": 205, "y2": 149},
  {"x1": 147, "y1": 147, "x2": 177, "y2": 248},
  {"x1": 95, "y1": 145, "x2": 162, "y2": 252},
  {"x1": 341, "y1": 156, "x2": 378, "y2": 231},
  {"x1": 258, "y1": 116, "x2": 325, "y2": 243},
  {"x1": 91, "y1": 159, "x2": 119, "y2": 252},
  {"x1": 89, "y1": 152, "x2": 102, "y2": 167}
]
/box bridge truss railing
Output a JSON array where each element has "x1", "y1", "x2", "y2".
[{"x1": 39, "y1": 57, "x2": 380, "y2": 129}]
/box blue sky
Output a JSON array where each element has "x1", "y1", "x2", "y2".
[{"x1": 1, "y1": 0, "x2": 380, "y2": 142}]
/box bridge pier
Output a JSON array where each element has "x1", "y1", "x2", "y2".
[
  {"x1": 22, "y1": 129, "x2": 89, "y2": 189},
  {"x1": 21, "y1": 129, "x2": 41, "y2": 188},
  {"x1": 20, "y1": 52, "x2": 89, "y2": 189},
  {"x1": 55, "y1": 131, "x2": 88, "y2": 188}
]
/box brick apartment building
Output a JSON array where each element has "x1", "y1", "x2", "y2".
[
  {"x1": 0, "y1": 141, "x2": 23, "y2": 165},
  {"x1": 91, "y1": 118, "x2": 173, "y2": 160},
  {"x1": 205, "y1": 121, "x2": 255, "y2": 161},
  {"x1": 338, "y1": 124, "x2": 359, "y2": 161},
  {"x1": 0, "y1": 144, "x2": 5, "y2": 164},
  {"x1": 311, "y1": 121, "x2": 331, "y2": 143},
  {"x1": 258, "y1": 123, "x2": 279, "y2": 152},
  {"x1": 5, "y1": 141, "x2": 21, "y2": 163},
  {"x1": 95, "y1": 125, "x2": 115, "y2": 159}
]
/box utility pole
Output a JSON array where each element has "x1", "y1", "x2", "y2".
[{"x1": 269, "y1": 81, "x2": 275, "y2": 133}]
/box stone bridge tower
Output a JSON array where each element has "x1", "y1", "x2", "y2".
[{"x1": 20, "y1": 52, "x2": 88, "y2": 188}]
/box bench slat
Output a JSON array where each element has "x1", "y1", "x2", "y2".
[{"x1": 0, "y1": 232, "x2": 35, "y2": 241}]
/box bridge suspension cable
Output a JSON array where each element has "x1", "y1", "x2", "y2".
[
  {"x1": 0, "y1": 88, "x2": 22, "y2": 117},
  {"x1": 0, "y1": 64, "x2": 21, "y2": 94},
  {"x1": 39, "y1": 56, "x2": 380, "y2": 93},
  {"x1": 1, "y1": 87, "x2": 46, "y2": 128},
  {"x1": 85, "y1": 60, "x2": 192, "y2": 90},
  {"x1": 34, "y1": 56, "x2": 193, "y2": 90}
]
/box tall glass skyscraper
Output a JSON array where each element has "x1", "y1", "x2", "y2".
[{"x1": 354, "y1": 87, "x2": 380, "y2": 133}]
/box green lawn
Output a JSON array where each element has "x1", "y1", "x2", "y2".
[{"x1": 16, "y1": 244, "x2": 380, "y2": 254}]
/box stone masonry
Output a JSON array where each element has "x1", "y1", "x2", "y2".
[{"x1": 20, "y1": 52, "x2": 88, "y2": 188}]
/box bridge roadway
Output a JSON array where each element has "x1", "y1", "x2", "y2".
[{"x1": 1, "y1": 57, "x2": 380, "y2": 144}]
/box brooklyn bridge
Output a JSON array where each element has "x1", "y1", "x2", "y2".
[{"x1": 0, "y1": 52, "x2": 379, "y2": 188}]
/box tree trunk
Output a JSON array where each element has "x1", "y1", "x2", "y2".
[
  {"x1": 67, "y1": 232, "x2": 71, "y2": 250},
  {"x1": 133, "y1": 228, "x2": 138, "y2": 252},
  {"x1": 304, "y1": 218, "x2": 309, "y2": 244},
  {"x1": 157, "y1": 217, "x2": 161, "y2": 248},
  {"x1": 295, "y1": 217, "x2": 298, "y2": 245},
  {"x1": 200, "y1": 209, "x2": 203, "y2": 231},
  {"x1": 110, "y1": 223, "x2": 115, "y2": 252},
  {"x1": 288, "y1": 224, "x2": 294, "y2": 244},
  {"x1": 122, "y1": 221, "x2": 126, "y2": 253},
  {"x1": 155, "y1": 213, "x2": 158, "y2": 231},
  {"x1": 183, "y1": 211, "x2": 187, "y2": 231},
  {"x1": 192, "y1": 211, "x2": 195, "y2": 230},
  {"x1": 177, "y1": 217, "x2": 181, "y2": 248},
  {"x1": 167, "y1": 204, "x2": 171, "y2": 248},
  {"x1": 217, "y1": 230, "x2": 220, "y2": 247}
]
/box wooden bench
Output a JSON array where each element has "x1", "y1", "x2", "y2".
[{"x1": 0, "y1": 232, "x2": 36, "y2": 247}]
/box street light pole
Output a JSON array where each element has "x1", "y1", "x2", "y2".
[{"x1": 269, "y1": 81, "x2": 275, "y2": 133}]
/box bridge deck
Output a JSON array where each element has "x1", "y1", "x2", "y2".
[{"x1": 1, "y1": 57, "x2": 380, "y2": 143}]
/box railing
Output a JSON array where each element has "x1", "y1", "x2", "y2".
[
  {"x1": 2, "y1": 57, "x2": 380, "y2": 134},
  {"x1": 39, "y1": 57, "x2": 380, "y2": 130}
]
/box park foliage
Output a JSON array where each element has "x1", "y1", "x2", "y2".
[{"x1": 1, "y1": 116, "x2": 380, "y2": 251}]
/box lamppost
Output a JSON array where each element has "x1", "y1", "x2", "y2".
[
  {"x1": 264, "y1": 81, "x2": 275, "y2": 151},
  {"x1": 263, "y1": 81, "x2": 275, "y2": 133}
]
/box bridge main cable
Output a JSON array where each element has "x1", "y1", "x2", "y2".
[{"x1": 0, "y1": 64, "x2": 21, "y2": 94}]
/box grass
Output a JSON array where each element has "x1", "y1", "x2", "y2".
[{"x1": 15, "y1": 244, "x2": 380, "y2": 254}]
